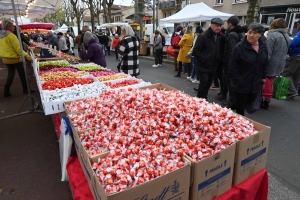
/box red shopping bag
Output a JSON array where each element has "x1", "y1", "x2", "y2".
[
  {"x1": 262, "y1": 77, "x2": 274, "y2": 99},
  {"x1": 166, "y1": 46, "x2": 174, "y2": 57}
]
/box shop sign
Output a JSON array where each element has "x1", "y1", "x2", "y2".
[{"x1": 286, "y1": 7, "x2": 300, "y2": 13}]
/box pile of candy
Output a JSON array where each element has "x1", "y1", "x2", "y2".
[
  {"x1": 67, "y1": 88, "x2": 257, "y2": 194},
  {"x1": 104, "y1": 80, "x2": 139, "y2": 89},
  {"x1": 42, "y1": 78, "x2": 94, "y2": 90},
  {"x1": 38, "y1": 67, "x2": 79, "y2": 76},
  {"x1": 39, "y1": 71, "x2": 85, "y2": 81}
]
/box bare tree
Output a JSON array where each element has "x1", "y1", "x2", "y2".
[
  {"x1": 133, "y1": 0, "x2": 145, "y2": 38},
  {"x1": 246, "y1": 0, "x2": 262, "y2": 25},
  {"x1": 69, "y1": 0, "x2": 82, "y2": 33},
  {"x1": 82, "y1": 0, "x2": 96, "y2": 31},
  {"x1": 106, "y1": 0, "x2": 115, "y2": 23},
  {"x1": 102, "y1": 0, "x2": 108, "y2": 23},
  {"x1": 92, "y1": 0, "x2": 102, "y2": 26}
]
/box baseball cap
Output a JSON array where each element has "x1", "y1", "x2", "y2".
[
  {"x1": 227, "y1": 16, "x2": 239, "y2": 26},
  {"x1": 211, "y1": 18, "x2": 224, "y2": 25}
]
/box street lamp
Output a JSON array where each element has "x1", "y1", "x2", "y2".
[{"x1": 80, "y1": 8, "x2": 84, "y2": 26}]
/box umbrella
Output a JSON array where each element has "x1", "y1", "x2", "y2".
[{"x1": 20, "y1": 23, "x2": 54, "y2": 30}]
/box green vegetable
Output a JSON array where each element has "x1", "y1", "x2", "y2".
[{"x1": 39, "y1": 61, "x2": 70, "y2": 67}]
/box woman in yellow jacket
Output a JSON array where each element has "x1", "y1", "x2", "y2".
[
  {"x1": 174, "y1": 26, "x2": 194, "y2": 78},
  {"x1": 0, "y1": 19, "x2": 34, "y2": 97}
]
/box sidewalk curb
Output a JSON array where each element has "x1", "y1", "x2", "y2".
[{"x1": 139, "y1": 55, "x2": 174, "y2": 64}]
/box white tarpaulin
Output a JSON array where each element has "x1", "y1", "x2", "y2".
[
  {"x1": 0, "y1": 0, "x2": 63, "y2": 18},
  {"x1": 54, "y1": 24, "x2": 68, "y2": 33},
  {"x1": 160, "y1": 2, "x2": 234, "y2": 23}
]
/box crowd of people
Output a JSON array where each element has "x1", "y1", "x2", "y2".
[
  {"x1": 1, "y1": 17, "x2": 299, "y2": 117},
  {"x1": 156, "y1": 17, "x2": 300, "y2": 116}
]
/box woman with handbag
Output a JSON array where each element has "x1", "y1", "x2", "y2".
[
  {"x1": 261, "y1": 18, "x2": 290, "y2": 109},
  {"x1": 118, "y1": 25, "x2": 140, "y2": 77},
  {"x1": 174, "y1": 26, "x2": 194, "y2": 78},
  {"x1": 228, "y1": 23, "x2": 268, "y2": 116}
]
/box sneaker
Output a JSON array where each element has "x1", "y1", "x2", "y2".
[
  {"x1": 210, "y1": 85, "x2": 220, "y2": 89},
  {"x1": 152, "y1": 64, "x2": 158, "y2": 68},
  {"x1": 187, "y1": 77, "x2": 192, "y2": 81},
  {"x1": 158, "y1": 64, "x2": 162, "y2": 67},
  {"x1": 286, "y1": 93, "x2": 298, "y2": 99},
  {"x1": 192, "y1": 79, "x2": 200, "y2": 84},
  {"x1": 215, "y1": 95, "x2": 225, "y2": 101}
]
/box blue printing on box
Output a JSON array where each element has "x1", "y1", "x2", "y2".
[
  {"x1": 93, "y1": 176, "x2": 102, "y2": 200},
  {"x1": 198, "y1": 167, "x2": 231, "y2": 191},
  {"x1": 241, "y1": 147, "x2": 267, "y2": 167},
  {"x1": 80, "y1": 153, "x2": 91, "y2": 180}
]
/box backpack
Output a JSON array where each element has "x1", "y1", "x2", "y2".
[
  {"x1": 171, "y1": 33, "x2": 180, "y2": 47},
  {"x1": 160, "y1": 34, "x2": 166, "y2": 46},
  {"x1": 65, "y1": 36, "x2": 71, "y2": 49}
]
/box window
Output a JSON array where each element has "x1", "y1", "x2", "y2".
[
  {"x1": 215, "y1": 0, "x2": 223, "y2": 5},
  {"x1": 115, "y1": 16, "x2": 121, "y2": 22},
  {"x1": 164, "y1": 12, "x2": 167, "y2": 18},
  {"x1": 169, "y1": 12, "x2": 172, "y2": 16},
  {"x1": 233, "y1": 0, "x2": 247, "y2": 3}
]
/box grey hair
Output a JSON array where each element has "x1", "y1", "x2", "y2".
[
  {"x1": 87, "y1": 28, "x2": 91, "y2": 31},
  {"x1": 248, "y1": 23, "x2": 264, "y2": 34},
  {"x1": 2, "y1": 18, "x2": 14, "y2": 29}
]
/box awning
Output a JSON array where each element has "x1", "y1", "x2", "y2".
[
  {"x1": 143, "y1": 16, "x2": 151, "y2": 20},
  {"x1": 19, "y1": 23, "x2": 54, "y2": 30},
  {"x1": 0, "y1": 0, "x2": 63, "y2": 18},
  {"x1": 125, "y1": 14, "x2": 134, "y2": 19}
]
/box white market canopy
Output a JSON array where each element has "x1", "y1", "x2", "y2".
[
  {"x1": 53, "y1": 24, "x2": 68, "y2": 33},
  {"x1": 160, "y1": 2, "x2": 234, "y2": 23},
  {"x1": 0, "y1": 0, "x2": 63, "y2": 18},
  {"x1": 99, "y1": 22, "x2": 129, "y2": 28}
]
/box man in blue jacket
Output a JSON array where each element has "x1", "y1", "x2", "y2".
[{"x1": 281, "y1": 19, "x2": 300, "y2": 98}]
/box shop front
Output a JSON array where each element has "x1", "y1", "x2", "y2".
[{"x1": 260, "y1": 3, "x2": 300, "y2": 35}]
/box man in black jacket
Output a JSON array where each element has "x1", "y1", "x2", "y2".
[
  {"x1": 193, "y1": 18, "x2": 224, "y2": 99},
  {"x1": 217, "y1": 16, "x2": 244, "y2": 108}
]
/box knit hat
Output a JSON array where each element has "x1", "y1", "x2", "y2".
[
  {"x1": 2, "y1": 18, "x2": 14, "y2": 29},
  {"x1": 211, "y1": 18, "x2": 224, "y2": 25},
  {"x1": 195, "y1": 26, "x2": 203, "y2": 33},
  {"x1": 227, "y1": 16, "x2": 239, "y2": 26},
  {"x1": 84, "y1": 31, "x2": 93, "y2": 42}
]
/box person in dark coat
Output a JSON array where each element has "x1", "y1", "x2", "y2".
[
  {"x1": 228, "y1": 23, "x2": 268, "y2": 116},
  {"x1": 13, "y1": 26, "x2": 30, "y2": 46},
  {"x1": 217, "y1": 16, "x2": 245, "y2": 108},
  {"x1": 118, "y1": 25, "x2": 140, "y2": 77},
  {"x1": 193, "y1": 18, "x2": 224, "y2": 100},
  {"x1": 80, "y1": 32, "x2": 107, "y2": 67}
]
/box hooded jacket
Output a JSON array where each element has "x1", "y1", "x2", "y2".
[
  {"x1": 79, "y1": 39, "x2": 107, "y2": 67},
  {"x1": 266, "y1": 28, "x2": 290, "y2": 76},
  {"x1": 223, "y1": 25, "x2": 244, "y2": 69},
  {"x1": 228, "y1": 37, "x2": 268, "y2": 94},
  {"x1": 0, "y1": 30, "x2": 32, "y2": 64},
  {"x1": 289, "y1": 30, "x2": 300, "y2": 57}
]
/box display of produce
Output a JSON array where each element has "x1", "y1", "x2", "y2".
[
  {"x1": 89, "y1": 70, "x2": 117, "y2": 77},
  {"x1": 39, "y1": 60, "x2": 70, "y2": 68},
  {"x1": 74, "y1": 63, "x2": 102, "y2": 71},
  {"x1": 61, "y1": 52, "x2": 81, "y2": 61},
  {"x1": 67, "y1": 88, "x2": 257, "y2": 194},
  {"x1": 38, "y1": 67, "x2": 79, "y2": 76},
  {"x1": 42, "y1": 77, "x2": 94, "y2": 90},
  {"x1": 104, "y1": 80, "x2": 139, "y2": 89},
  {"x1": 42, "y1": 82, "x2": 108, "y2": 102},
  {"x1": 98, "y1": 73, "x2": 128, "y2": 82},
  {"x1": 39, "y1": 71, "x2": 86, "y2": 81}
]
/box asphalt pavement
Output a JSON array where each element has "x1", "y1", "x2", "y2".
[{"x1": 0, "y1": 52, "x2": 299, "y2": 199}]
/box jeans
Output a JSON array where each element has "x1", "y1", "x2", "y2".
[
  {"x1": 155, "y1": 48, "x2": 163, "y2": 65},
  {"x1": 104, "y1": 43, "x2": 110, "y2": 55},
  {"x1": 5, "y1": 62, "x2": 27, "y2": 90},
  {"x1": 281, "y1": 56, "x2": 300, "y2": 95},
  {"x1": 114, "y1": 47, "x2": 119, "y2": 59},
  {"x1": 197, "y1": 72, "x2": 214, "y2": 99},
  {"x1": 173, "y1": 52, "x2": 179, "y2": 70},
  {"x1": 235, "y1": 92, "x2": 257, "y2": 116},
  {"x1": 190, "y1": 57, "x2": 199, "y2": 80}
]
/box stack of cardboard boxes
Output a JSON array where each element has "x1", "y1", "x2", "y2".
[{"x1": 65, "y1": 83, "x2": 271, "y2": 200}]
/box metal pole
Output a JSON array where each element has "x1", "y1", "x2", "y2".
[
  {"x1": 153, "y1": 0, "x2": 155, "y2": 33},
  {"x1": 11, "y1": 0, "x2": 33, "y2": 109}
]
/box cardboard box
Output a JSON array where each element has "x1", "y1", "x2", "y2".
[
  {"x1": 139, "y1": 83, "x2": 179, "y2": 91},
  {"x1": 187, "y1": 143, "x2": 236, "y2": 200},
  {"x1": 90, "y1": 156, "x2": 191, "y2": 200},
  {"x1": 233, "y1": 120, "x2": 271, "y2": 185}
]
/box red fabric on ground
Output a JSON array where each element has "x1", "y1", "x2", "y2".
[
  {"x1": 217, "y1": 169, "x2": 268, "y2": 200},
  {"x1": 53, "y1": 113, "x2": 61, "y2": 137},
  {"x1": 66, "y1": 152, "x2": 94, "y2": 200}
]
